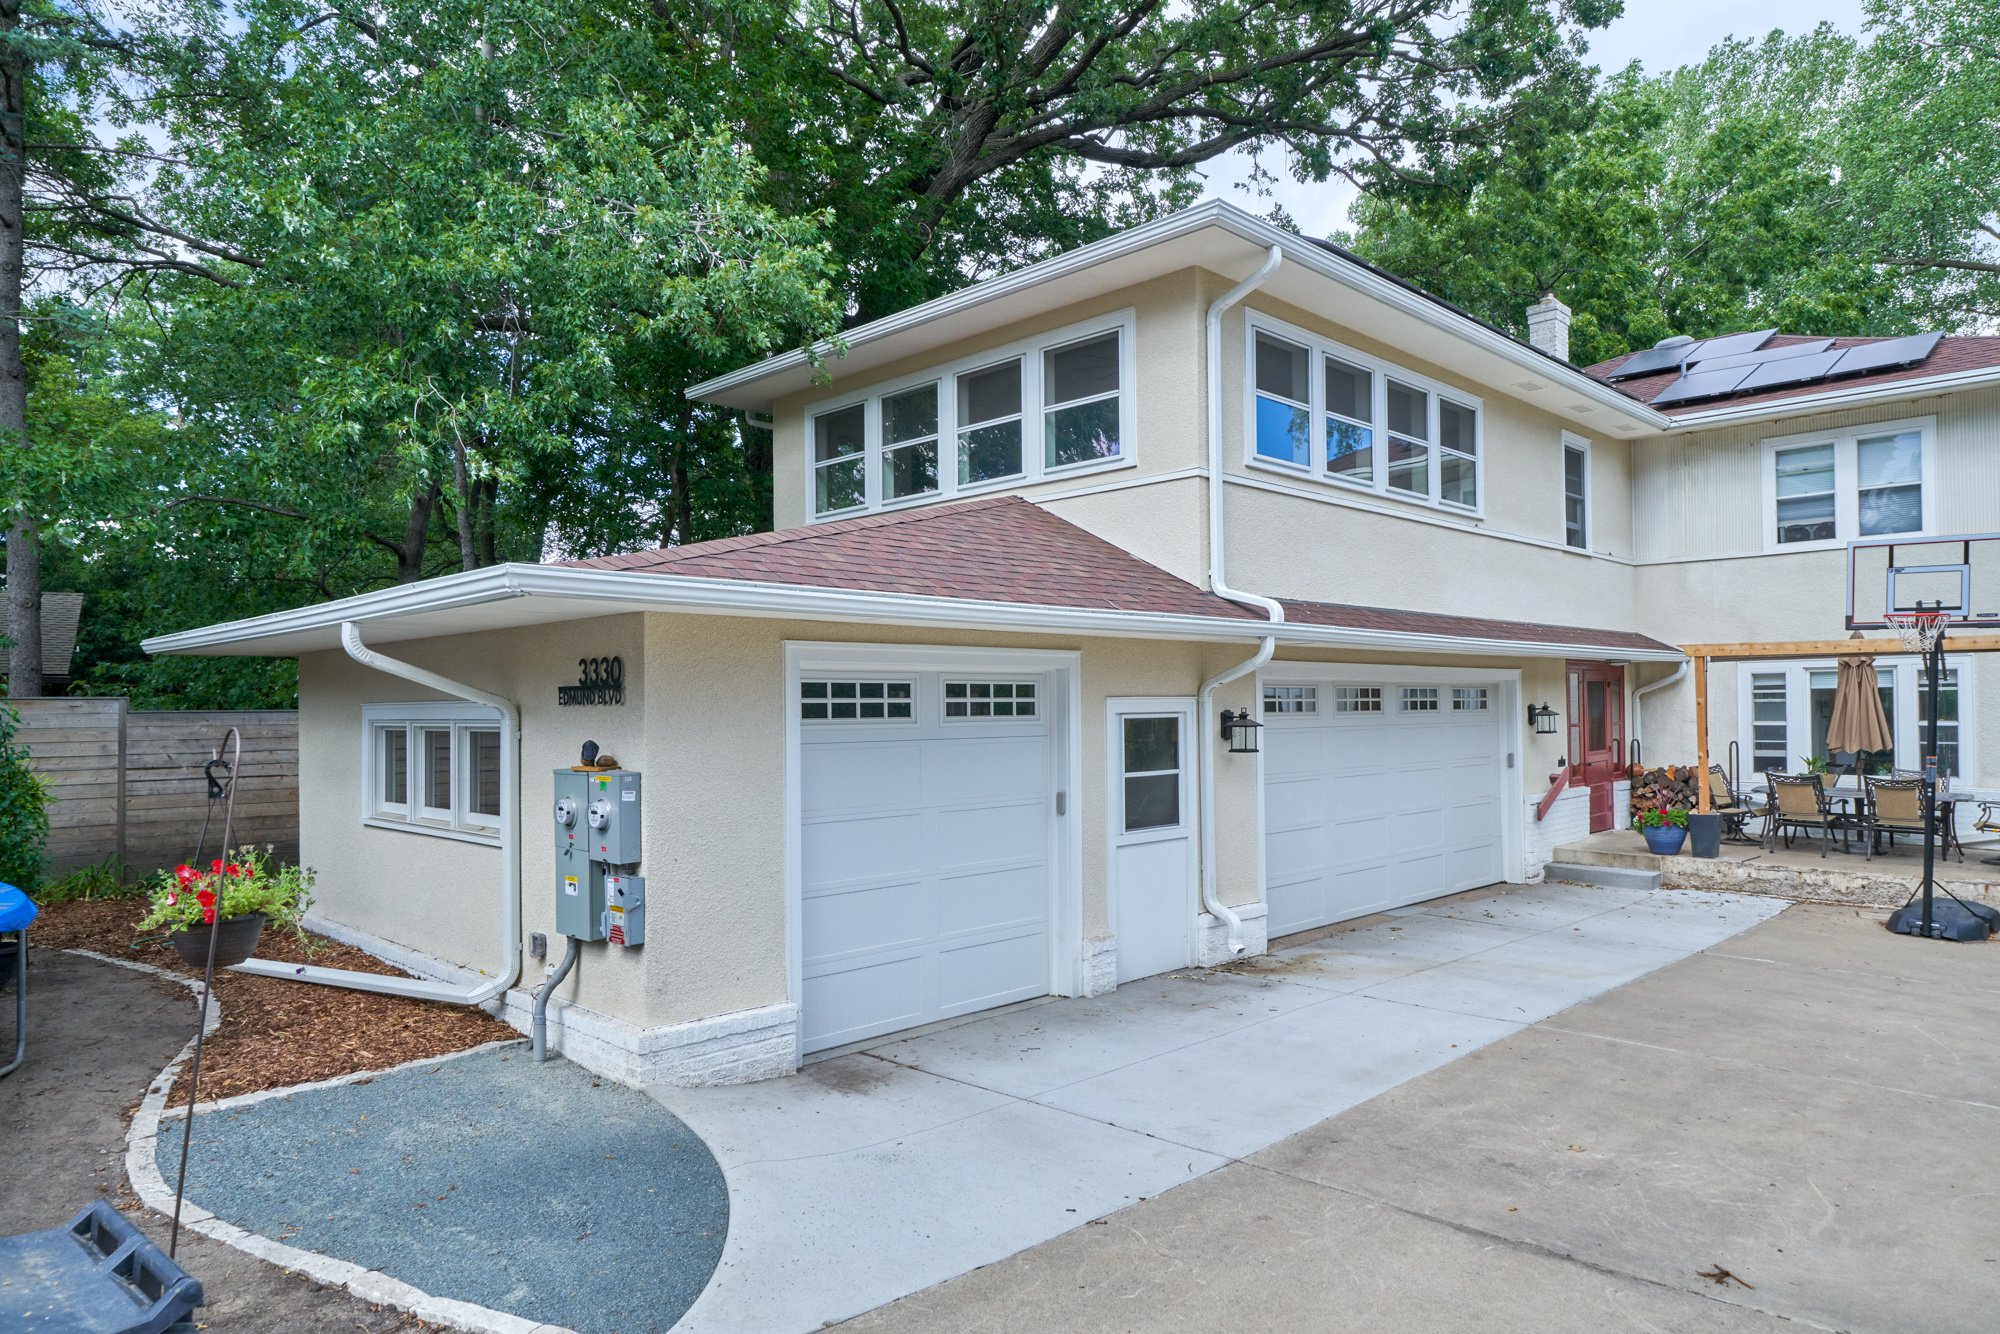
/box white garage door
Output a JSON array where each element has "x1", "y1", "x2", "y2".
[
  {"x1": 1263, "y1": 680, "x2": 1507, "y2": 939},
  {"x1": 798, "y1": 672, "x2": 1053, "y2": 1053}
]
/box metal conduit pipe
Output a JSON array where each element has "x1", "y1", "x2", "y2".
[
  {"x1": 1199, "y1": 245, "x2": 1286, "y2": 955},
  {"x1": 230, "y1": 622, "x2": 524, "y2": 1007},
  {"x1": 532, "y1": 935, "x2": 580, "y2": 1061}
]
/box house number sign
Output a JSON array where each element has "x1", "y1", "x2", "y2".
[{"x1": 559, "y1": 656, "x2": 625, "y2": 706}]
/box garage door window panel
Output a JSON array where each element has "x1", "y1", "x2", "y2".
[
  {"x1": 801, "y1": 679, "x2": 914, "y2": 722},
  {"x1": 944, "y1": 680, "x2": 1037, "y2": 719}
]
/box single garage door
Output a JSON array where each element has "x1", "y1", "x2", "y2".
[
  {"x1": 1263, "y1": 679, "x2": 1507, "y2": 939},
  {"x1": 798, "y1": 671, "x2": 1053, "y2": 1053}
]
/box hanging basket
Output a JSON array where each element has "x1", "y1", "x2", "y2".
[{"x1": 169, "y1": 913, "x2": 267, "y2": 970}]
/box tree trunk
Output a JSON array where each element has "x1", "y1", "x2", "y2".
[
  {"x1": 475, "y1": 475, "x2": 498, "y2": 566},
  {"x1": 396, "y1": 482, "x2": 438, "y2": 584},
  {"x1": 0, "y1": 0, "x2": 39, "y2": 697},
  {"x1": 451, "y1": 437, "x2": 477, "y2": 571}
]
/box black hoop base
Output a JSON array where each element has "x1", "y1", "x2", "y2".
[{"x1": 1887, "y1": 896, "x2": 1998, "y2": 942}]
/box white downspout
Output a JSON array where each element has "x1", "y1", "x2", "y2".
[
  {"x1": 230, "y1": 621, "x2": 523, "y2": 1007},
  {"x1": 1198, "y1": 245, "x2": 1285, "y2": 956},
  {"x1": 1631, "y1": 660, "x2": 1690, "y2": 765}
]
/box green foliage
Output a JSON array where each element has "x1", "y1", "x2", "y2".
[
  {"x1": 1634, "y1": 805, "x2": 1689, "y2": 830},
  {"x1": 137, "y1": 845, "x2": 315, "y2": 937},
  {"x1": 39, "y1": 855, "x2": 137, "y2": 904},
  {"x1": 1347, "y1": 10, "x2": 2000, "y2": 363},
  {"x1": 0, "y1": 707, "x2": 50, "y2": 892}
]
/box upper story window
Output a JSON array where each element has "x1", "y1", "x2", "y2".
[
  {"x1": 1763, "y1": 417, "x2": 1934, "y2": 552},
  {"x1": 1248, "y1": 314, "x2": 1481, "y2": 516},
  {"x1": 1563, "y1": 435, "x2": 1590, "y2": 550},
  {"x1": 806, "y1": 311, "x2": 1135, "y2": 520}
]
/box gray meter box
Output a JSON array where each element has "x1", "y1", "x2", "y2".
[
  {"x1": 581, "y1": 769, "x2": 643, "y2": 864},
  {"x1": 552, "y1": 769, "x2": 605, "y2": 941}
]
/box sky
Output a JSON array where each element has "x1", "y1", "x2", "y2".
[{"x1": 1195, "y1": 0, "x2": 1872, "y2": 238}]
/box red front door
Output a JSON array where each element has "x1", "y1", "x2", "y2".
[{"x1": 1567, "y1": 661, "x2": 1626, "y2": 833}]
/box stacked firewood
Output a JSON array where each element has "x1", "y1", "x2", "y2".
[{"x1": 1626, "y1": 764, "x2": 1700, "y2": 812}]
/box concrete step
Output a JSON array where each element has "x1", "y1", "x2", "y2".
[{"x1": 1544, "y1": 861, "x2": 1663, "y2": 892}]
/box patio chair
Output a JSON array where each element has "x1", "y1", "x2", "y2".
[
  {"x1": 1706, "y1": 765, "x2": 1769, "y2": 844},
  {"x1": 1975, "y1": 802, "x2": 2000, "y2": 867},
  {"x1": 1863, "y1": 777, "x2": 1925, "y2": 858},
  {"x1": 1765, "y1": 774, "x2": 1848, "y2": 858}
]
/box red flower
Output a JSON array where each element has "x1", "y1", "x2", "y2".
[
  {"x1": 225, "y1": 863, "x2": 244, "y2": 877},
  {"x1": 164, "y1": 891, "x2": 178, "y2": 907},
  {"x1": 211, "y1": 859, "x2": 225, "y2": 874},
  {"x1": 195, "y1": 889, "x2": 216, "y2": 907},
  {"x1": 174, "y1": 864, "x2": 195, "y2": 885},
  {"x1": 201, "y1": 907, "x2": 216, "y2": 924}
]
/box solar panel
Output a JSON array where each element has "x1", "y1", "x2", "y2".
[
  {"x1": 1607, "y1": 343, "x2": 1697, "y2": 379},
  {"x1": 1681, "y1": 328, "x2": 1778, "y2": 363},
  {"x1": 1648, "y1": 364, "x2": 1757, "y2": 406},
  {"x1": 1826, "y1": 332, "x2": 1943, "y2": 378},
  {"x1": 1686, "y1": 339, "x2": 1835, "y2": 375},
  {"x1": 1732, "y1": 349, "x2": 1848, "y2": 394}
]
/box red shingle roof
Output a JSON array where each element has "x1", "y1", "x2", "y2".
[
  {"x1": 565, "y1": 496, "x2": 1263, "y2": 620},
  {"x1": 1281, "y1": 598, "x2": 1675, "y2": 654},
  {"x1": 564, "y1": 496, "x2": 1673, "y2": 654},
  {"x1": 1586, "y1": 334, "x2": 2000, "y2": 415}
]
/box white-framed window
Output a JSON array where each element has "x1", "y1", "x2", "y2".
[
  {"x1": 804, "y1": 310, "x2": 1136, "y2": 520},
  {"x1": 1736, "y1": 659, "x2": 1975, "y2": 783},
  {"x1": 943, "y1": 680, "x2": 1037, "y2": 719},
  {"x1": 1331, "y1": 686, "x2": 1382, "y2": 713},
  {"x1": 1562, "y1": 434, "x2": 1590, "y2": 551},
  {"x1": 1246, "y1": 312, "x2": 1482, "y2": 516},
  {"x1": 1262, "y1": 684, "x2": 1318, "y2": 715},
  {"x1": 1120, "y1": 714, "x2": 1182, "y2": 833},
  {"x1": 1452, "y1": 687, "x2": 1490, "y2": 712},
  {"x1": 1400, "y1": 686, "x2": 1440, "y2": 712},
  {"x1": 362, "y1": 704, "x2": 504, "y2": 840},
  {"x1": 800, "y1": 679, "x2": 914, "y2": 722},
  {"x1": 1761, "y1": 417, "x2": 1936, "y2": 552}
]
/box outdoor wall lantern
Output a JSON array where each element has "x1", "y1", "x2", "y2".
[
  {"x1": 1219, "y1": 708, "x2": 1264, "y2": 754},
  {"x1": 1528, "y1": 702, "x2": 1560, "y2": 736}
]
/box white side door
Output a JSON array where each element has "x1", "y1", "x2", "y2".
[{"x1": 1108, "y1": 701, "x2": 1197, "y2": 983}]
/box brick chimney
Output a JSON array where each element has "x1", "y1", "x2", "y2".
[{"x1": 1526, "y1": 293, "x2": 1572, "y2": 362}]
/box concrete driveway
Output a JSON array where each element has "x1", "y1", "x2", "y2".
[
  {"x1": 656, "y1": 882, "x2": 1785, "y2": 1333},
  {"x1": 842, "y1": 901, "x2": 2000, "y2": 1333}
]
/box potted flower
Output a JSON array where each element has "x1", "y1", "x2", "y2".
[
  {"x1": 138, "y1": 846, "x2": 315, "y2": 970},
  {"x1": 1634, "y1": 805, "x2": 1690, "y2": 856}
]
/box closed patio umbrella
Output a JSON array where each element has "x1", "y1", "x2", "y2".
[{"x1": 1826, "y1": 647, "x2": 1894, "y2": 765}]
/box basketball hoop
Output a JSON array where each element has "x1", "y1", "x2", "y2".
[{"x1": 1885, "y1": 608, "x2": 1951, "y2": 656}]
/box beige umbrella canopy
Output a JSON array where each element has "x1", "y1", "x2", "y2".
[{"x1": 1827, "y1": 645, "x2": 1895, "y2": 762}]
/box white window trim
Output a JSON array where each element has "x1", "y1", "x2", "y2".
[
  {"x1": 1561, "y1": 432, "x2": 1591, "y2": 553},
  {"x1": 1759, "y1": 415, "x2": 1937, "y2": 554},
  {"x1": 360, "y1": 702, "x2": 505, "y2": 844},
  {"x1": 1243, "y1": 310, "x2": 1485, "y2": 519},
  {"x1": 1733, "y1": 658, "x2": 1978, "y2": 787},
  {"x1": 802, "y1": 309, "x2": 1138, "y2": 522}
]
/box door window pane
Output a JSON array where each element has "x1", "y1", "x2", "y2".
[
  {"x1": 1585, "y1": 680, "x2": 1608, "y2": 751},
  {"x1": 1253, "y1": 333, "x2": 1310, "y2": 467},
  {"x1": 958, "y1": 360, "x2": 1023, "y2": 483},
  {"x1": 1751, "y1": 673, "x2": 1787, "y2": 773},
  {"x1": 1808, "y1": 668, "x2": 1894, "y2": 774},
  {"x1": 1918, "y1": 670, "x2": 1959, "y2": 777},
  {"x1": 1122, "y1": 715, "x2": 1181, "y2": 832}
]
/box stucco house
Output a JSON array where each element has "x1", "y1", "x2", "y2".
[{"x1": 143, "y1": 201, "x2": 2000, "y2": 1087}]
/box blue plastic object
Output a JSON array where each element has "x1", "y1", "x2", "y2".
[
  {"x1": 0, "y1": 882, "x2": 34, "y2": 931},
  {"x1": 0, "y1": 1200, "x2": 204, "y2": 1332}
]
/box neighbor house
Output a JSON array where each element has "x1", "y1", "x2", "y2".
[{"x1": 143, "y1": 201, "x2": 2000, "y2": 1087}]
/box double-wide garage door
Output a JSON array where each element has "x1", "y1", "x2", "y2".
[
  {"x1": 798, "y1": 671, "x2": 1054, "y2": 1054},
  {"x1": 1264, "y1": 679, "x2": 1507, "y2": 938}
]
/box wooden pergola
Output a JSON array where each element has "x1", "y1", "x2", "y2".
[{"x1": 1681, "y1": 633, "x2": 2000, "y2": 813}]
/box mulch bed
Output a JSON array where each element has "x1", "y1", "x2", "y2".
[{"x1": 32, "y1": 900, "x2": 518, "y2": 1103}]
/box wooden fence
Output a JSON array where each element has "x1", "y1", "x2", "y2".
[{"x1": 7, "y1": 698, "x2": 299, "y2": 880}]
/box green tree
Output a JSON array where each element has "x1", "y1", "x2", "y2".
[{"x1": 0, "y1": 704, "x2": 48, "y2": 889}]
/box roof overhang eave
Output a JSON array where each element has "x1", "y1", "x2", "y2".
[
  {"x1": 688, "y1": 201, "x2": 1671, "y2": 434},
  {"x1": 142, "y1": 563, "x2": 1683, "y2": 665}
]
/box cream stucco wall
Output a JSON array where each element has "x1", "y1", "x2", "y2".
[{"x1": 298, "y1": 614, "x2": 652, "y2": 1025}]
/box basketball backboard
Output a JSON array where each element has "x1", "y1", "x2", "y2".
[{"x1": 1846, "y1": 533, "x2": 2000, "y2": 630}]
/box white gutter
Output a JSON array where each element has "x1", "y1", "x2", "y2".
[
  {"x1": 1197, "y1": 246, "x2": 1285, "y2": 956},
  {"x1": 230, "y1": 623, "x2": 523, "y2": 1006},
  {"x1": 1664, "y1": 363, "x2": 2000, "y2": 431},
  {"x1": 141, "y1": 563, "x2": 1685, "y2": 663},
  {"x1": 1631, "y1": 660, "x2": 1690, "y2": 765}
]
